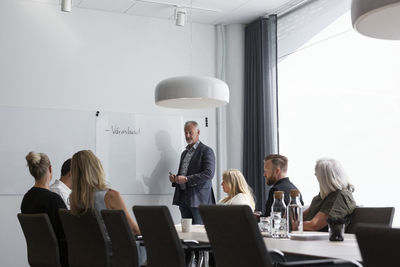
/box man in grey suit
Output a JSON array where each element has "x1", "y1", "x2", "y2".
[{"x1": 170, "y1": 121, "x2": 216, "y2": 224}]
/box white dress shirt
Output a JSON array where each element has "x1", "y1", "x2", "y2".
[{"x1": 49, "y1": 179, "x2": 71, "y2": 209}]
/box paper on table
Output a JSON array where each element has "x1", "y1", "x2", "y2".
[
  {"x1": 261, "y1": 232, "x2": 272, "y2": 238},
  {"x1": 175, "y1": 224, "x2": 205, "y2": 231},
  {"x1": 289, "y1": 231, "x2": 329, "y2": 240}
]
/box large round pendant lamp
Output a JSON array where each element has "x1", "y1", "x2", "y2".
[
  {"x1": 352, "y1": 0, "x2": 400, "y2": 40},
  {"x1": 155, "y1": 76, "x2": 230, "y2": 109}
]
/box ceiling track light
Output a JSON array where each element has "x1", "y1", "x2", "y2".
[
  {"x1": 61, "y1": 0, "x2": 72, "y2": 12},
  {"x1": 175, "y1": 7, "x2": 187, "y2": 27}
]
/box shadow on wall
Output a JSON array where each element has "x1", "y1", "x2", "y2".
[{"x1": 143, "y1": 130, "x2": 177, "y2": 196}]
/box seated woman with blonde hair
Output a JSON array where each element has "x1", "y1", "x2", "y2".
[
  {"x1": 219, "y1": 169, "x2": 255, "y2": 210},
  {"x1": 303, "y1": 158, "x2": 356, "y2": 231},
  {"x1": 69, "y1": 150, "x2": 140, "y2": 235}
]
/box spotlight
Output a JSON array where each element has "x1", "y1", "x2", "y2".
[
  {"x1": 61, "y1": 0, "x2": 72, "y2": 12},
  {"x1": 175, "y1": 7, "x2": 187, "y2": 27}
]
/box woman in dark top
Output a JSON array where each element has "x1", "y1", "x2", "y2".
[
  {"x1": 21, "y1": 152, "x2": 68, "y2": 266},
  {"x1": 303, "y1": 158, "x2": 356, "y2": 231}
]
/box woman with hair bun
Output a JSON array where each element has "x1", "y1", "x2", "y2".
[{"x1": 21, "y1": 151, "x2": 68, "y2": 266}]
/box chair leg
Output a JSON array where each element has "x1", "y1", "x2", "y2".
[
  {"x1": 188, "y1": 251, "x2": 196, "y2": 267},
  {"x1": 197, "y1": 251, "x2": 204, "y2": 267},
  {"x1": 203, "y1": 251, "x2": 209, "y2": 267},
  {"x1": 196, "y1": 251, "x2": 210, "y2": 267}
]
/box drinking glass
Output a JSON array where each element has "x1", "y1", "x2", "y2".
[{"x1": 259, "y1": 216, "x2": 271, "y2": 233}]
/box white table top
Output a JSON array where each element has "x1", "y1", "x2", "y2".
[{"x1": 175, "y1": 225, "x2": 362, "y2": 262}]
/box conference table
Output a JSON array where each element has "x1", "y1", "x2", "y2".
[{"x1": 176, "y1": 225, "x2": 362, "y2": 262}]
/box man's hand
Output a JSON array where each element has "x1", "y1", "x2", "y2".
[
  {"x1": 169, "y1": 174, "x2": 176, "y2": 183},
  {"x1": 175, "y1": 175, "x2": 188, "y2": 184}
]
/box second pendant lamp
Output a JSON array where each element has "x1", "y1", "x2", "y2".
[
  {"x1": 155, "y1": 76, "x2": 230, "y2": 109},
  {"x1": 154, "y1": 3, "x2": 230, "y2": 109}
]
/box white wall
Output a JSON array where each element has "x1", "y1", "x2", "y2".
[
  {"x1": 0, "y1": 1, "x2": 216, "y2": 113},
  {"x1": 0, "y1": 0, "x2": 217, "y2": 266}
]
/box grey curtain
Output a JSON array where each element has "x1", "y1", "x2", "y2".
[{"x1": 243, "y1": 15, "x2": 278, "y2": 213}]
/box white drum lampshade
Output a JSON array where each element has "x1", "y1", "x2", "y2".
[
  {"x1": 155, "y1": 76, "x2": 230, "y2": 109},
  {"x1": 352, "y1": 0, "x2": 400, "y2": 40}
]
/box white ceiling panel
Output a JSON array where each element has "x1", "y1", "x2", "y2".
[
  {"x1": 139, "y1": 0, "x2": 189, "y2": 7},
  {"x1": 125, "y1": 1, "x2": 173, "y2": 19},
  {"x1": 213, "y1": 0, "x2": 293, "y2": 25},
  {"x1": 25, "y1": 0, "x2": 304, "y2": 25},
  {"x1": 28, "y1": 0, "x2": 60, "y2": 4},
  {"x1": 29, "y1": 0, "x2": 54, "y2": 3},
  {"x1": 78, "y1": 0, "x2": 136, "y2": 13},
  {"x1": 192, "y1": 0, "x2": 249, "y2": 11},
  {"x1": 188, "y1": 8, "x2": 223, "y2": 24}
]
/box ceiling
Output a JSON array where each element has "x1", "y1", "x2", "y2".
[{"x1": 30, "y1": 0, "x2": 311, "y2": 25}]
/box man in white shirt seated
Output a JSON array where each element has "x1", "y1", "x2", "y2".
[{"x1": 50, "y1": 158, "x2": 72, "y2": 209}]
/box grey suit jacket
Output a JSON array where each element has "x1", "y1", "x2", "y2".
[{"x1": 172, "y1": 142, "x2": 216, "y2": 207}]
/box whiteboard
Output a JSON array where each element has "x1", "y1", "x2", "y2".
[
  {"x1": 96, "y1": 112, "x2": 184, "y2": 195},
  {"x1": 95, "y1": 112, "x2": 212, "y2": 195},
  {"x1": 0, "y1": 106, "x2": 96, "y2": 194},
  {"x1": 0, "y1": 106, "x2": 212, "y2": 196}
]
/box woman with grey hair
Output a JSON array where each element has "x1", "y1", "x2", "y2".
[{"x1": 303, "y1": 158, "x2": 356, "y2": 231}]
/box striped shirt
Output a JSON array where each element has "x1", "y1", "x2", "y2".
[{"x1": 179, "y1": 140, "x2": 200, "y2": 189}]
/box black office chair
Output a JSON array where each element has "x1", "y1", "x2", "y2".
[
  {"x1": 59, "y1": 209, "x2": 111, "y2": 267},
  {"x1": 133, "y1": 205, "x2": 210, "y2": 267},
  {"x1": 346, "y1": 207, "x2": 395, "y2": 233},
  {"x1": 101, "y1": 210, "x2": 139, "y2": 267},
  {"x1": 199, "y1": 205, "x2": 361, "y2": 267},
  {"x1": 18, "y1": 213, "x2": 62, "y2": 267},
  {"x1": 356, "y1": 224, "x2": 400, "y2": 267}
]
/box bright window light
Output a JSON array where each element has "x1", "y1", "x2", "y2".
[{"x1": 278, "y1": 11, "x2": 400, "y2": 225}]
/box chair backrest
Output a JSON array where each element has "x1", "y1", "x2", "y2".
[
  {"x1": 346, "y1": 207, "x2": 395, "y2": 233},
  {"x1": 199, "y1": 205, "x2": 273, "y2": 267},
  {"x1": 356, "y1": 224, "x2": 400, "y2": 267},
  {"x1": 101, "y1": 210, "x2": 139, "y2": 267},
  {"x1": 58, "y1": 209, "x2": 111, "y2": 267},
  {"x1": 133, "y1": 205, "x2": 186, "y2": 267},
  {"x1": 17, "y1": 213, "x2": 62, "y2": 267}
]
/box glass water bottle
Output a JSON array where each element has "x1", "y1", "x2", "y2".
[
  {"x1": 287, "y1": 189, "x2": 303, "y2": 236},
  {"x1": 271, "y1": 191, "x2": 287, "y2": 238}
]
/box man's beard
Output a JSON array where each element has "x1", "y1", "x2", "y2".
[{"x1": 266, "y1": 175, "x2": 276, "y2": 186}]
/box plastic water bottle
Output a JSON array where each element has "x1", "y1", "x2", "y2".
[
  {"x1": 271, "y1": 191, "x2": 287, "y2": 238},
  {"x1": 287, "y1": 189, "x2": 303, "y2": 236}
]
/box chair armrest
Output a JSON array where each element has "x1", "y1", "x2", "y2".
[
  {"x1": 269, "y1": 249, "x2": 286, "y2": 263},
  {"x1": 182, "y1": 240, "x2": 212, "y2": 251},
  {"x1": 182, "y1": 239, "x2": 199, "y2": 245},
  {"x1": 277, "y1": 259, "x2": 362, "y2": 266}
]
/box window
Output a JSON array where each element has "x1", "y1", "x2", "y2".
[{"x1": 278, "y1": 11, "x2": 400, "y2": 225}]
